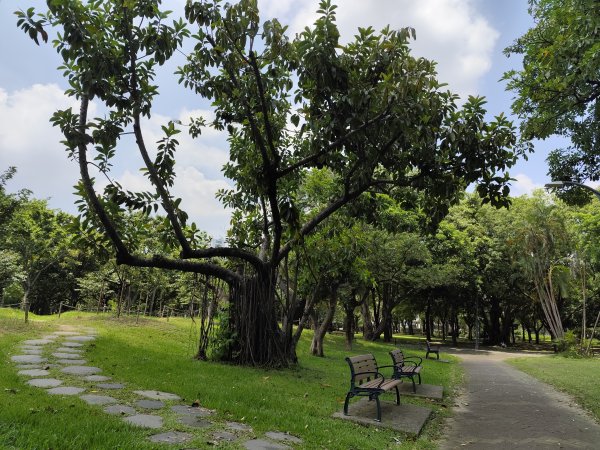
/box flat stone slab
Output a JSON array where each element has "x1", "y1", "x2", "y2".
[
  {"x1": 212, "y1": 431, "x2": 237, "y2": 442},
  {"x1": 62, "y1": 342, "x2": 83, "y2": 348},
  {"x1": 56, "y1": 359, "x2": 87, "y2": 365},
  {"x1": 243, "y1": 439, "x2": 290, "y2": 450},
  {"x1": 123, "y1": 414, "x2": 163, "y2": 429},
  {"x1": 96, "y1": 383, "x2": 125, "y2": 390},
  {"x1": 135, "y1": 400, "x2": 165, "y2": 410},
  {"x1": 65, "y1": 335, "x2": 96, "y2": 342},
  {"x1": 40, "y1": 335, "x2": 59, "y2": 340},
  {"x1": 15, "y1": 364, "x2": 42, "y2": 370},
  {"x1": 22, "y1": 339, "x2": 53, "y2": 346},
  {"x1": 333, "y1": 399, "x2": 432, "y2": 435},
  {"x1": 27, "y1": 378, "x2": 63, "y2": 388},
  {"x1": 47, "y1": 386, "x2": 86, "y2": 395},
  {"x1": 226, "y1": 421, "x2": 253, "y2": 432},
  {"x1": 133, "y1": 390, "x2": 181, "y2": 401},
  {"x1": 104, "y1": 404, "x2": 137, "y2": 416},
  {"x1": 80, "y1": 394, "x2": 118, "y2": 405},
  {"x1": 84, "y1": 375, "x2": 111, "y2": 382},
  {"x1": 18, "y1": 369, "x2": 51, "y2": 377},
  {"x1": 398, "y1": 383, "x2": 444, "y2": 400},
  {"x1": 61, "y1": 365, "x2": 101, "y2": 376},
  {"x1": 20, "y1": 349, "x2": 43, "y2": 355},
  {"x1": 55, "y1": 348, "x2": 83, "y2": 354},
  {"x1": 52, "y1": 331, "x2": 80, "y2": 336},
  {"x1": 177, "y1": 415, "x2": 212, "y2": 428},
  {"x1": 11, "y1": 355, "x2": 46, "y2": 364},
  {"x1": 265, "y1": 432, "x2": 302, "y2": 444},
  {"x1": 171, "y1": 405, "x2": 215, "y2": 417},
  {"x1": 53, "y1": 352, "x2": 84, "y2": 359},
  {"x1": 148, "y1": 431, "x2": 193, "y2": 444}
]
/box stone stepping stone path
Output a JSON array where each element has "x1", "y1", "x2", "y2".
[
  {"x1": 56, "y1": 359, "x2": 87, "y2": 365},
  {"x1": 148, "y1": 431, "x2": 193, "y2": 444},
  {"x1": 178, "y1": 415, "x2": 212, "y2": 428},
  {"x1": 104, "y1": 404, "x2": 137, "y2": 415},
  {"x1": 53, "y1": 352, "x2": 84, "y2": 359},
  {"x1": 84, "y1": 375, "x2": 111, "y2": 382},
  {"x1": 11, "y1": 355, "x2": 46, "y2": 364},
  {"x1": 133, "y1": 390, "x2": 181, "y2": 401},
  {"x1": 124, "y1": 414, "x2": 163, "y2": 429},
  {"x1": 61, "y1": 365, "x2": 102, "y2": 376},
  {"x1": 27, "y1": 378, "x2": 63, "y2": 388},
  {"x1": 80, "y1": 394, "x2": 118, "y2": 405},
  {"x1": 20, "y1": 348, "x2": 44, "y2": 355},
  {"x1": 9, "y1": 327, "x2": 305, "y2": 448},
  {"x1": 135, "y1": 399, "x2": 165, "y2": 410},
  {"x1": 244, "y1": 439, "x2": 291, "y2": 450},
  {"x1": 47, "y1": 386, "x2": 86, "y2": 395},
  {"x1": 18, "y1": 369, "x2": 50, "y2": 377}
]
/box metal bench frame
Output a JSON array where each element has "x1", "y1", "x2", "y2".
[
  {"x1": 389, "y1": 348, "x2": 422, "y2": 393},
  {"x1": 344, "y1": 353, "x2": 401, "y2": 422},
  {"x1": 426, "y1": 340, "x2": 440, "y2": 359}
]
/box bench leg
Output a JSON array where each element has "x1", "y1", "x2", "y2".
[
  {"x1": 436, "y1": 351, "x2": 439, "y2": 360},
  {"x1": 417, "y1": 373, "x2": 422, "y2": 385},
  {"x1": 395, "y1": 385, "x2": 400, "y2": 406},
  {"x1": 411, "y1": 376, "x2": 416, "y2": 393},
  {"x1": 343, "y1": 392, "x2": 352, "y2": 416},
  {"x1": 375, "y1": 395, "x2": 382, "y2": 422}
]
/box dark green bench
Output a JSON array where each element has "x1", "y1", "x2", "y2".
[
  {"x1": 389, "y1": 348, "x2": 422, "y2": 392},
  {"x1": 344, "y1": 353, "x2": 401, "y2": 422},
  {"x1": 426, "y1": 340, "x2": 440, "y2": 359}
]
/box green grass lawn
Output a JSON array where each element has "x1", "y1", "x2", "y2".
[
  {"x1": 507, "y1": 355, "x2": 600, "y2": 421},
  {"x1": 0, "y1": 309, "x2": 460, "y2": 449}
]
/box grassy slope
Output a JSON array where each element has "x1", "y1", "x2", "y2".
[
  {"x1": 507, "y1": 355, "x2": 600, "y2": 422},
  {"x1": 0, "y1": 309, "x2": 461, "y2": 449}
]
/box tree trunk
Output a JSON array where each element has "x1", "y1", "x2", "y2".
[
  {"x1": 310, "y1": 288, "x2": 338, "y2": 357},
  {"x1": 425, "y1": 299, "x2": 432, "y2": 341},
  {"x1": 227, "y1": 272, "x2": 290, "y2": 366},
  {"x1": 489, "y1": 297, "x2": 501, "y2": 345},
  {"x1": 361, "y1": 294, "x2": 375, "y2": 340},
  {"x1": 344, "y1": 300, "x2": 355, "y2": 350}
]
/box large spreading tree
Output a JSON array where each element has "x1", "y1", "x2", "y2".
[
  {"x1": 504, "y1": 0, "x2": 600, "y2": 190},
  {"x1": 19, "y1": 0, "x2": 519, "y2": 366}
]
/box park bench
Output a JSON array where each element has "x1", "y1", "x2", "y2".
[
  {"x1": 425, "y1": 340, "x2": 440, "y2": 359},
  {"x1": 344, "y1": 353, "x2": 401, "y2": 422},
  {"x1": 389, "y1": 348, "x2": 422, "y2": 393}
]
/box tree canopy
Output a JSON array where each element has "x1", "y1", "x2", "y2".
[
  {"x1": 18, "y1": 0, "x2": 520, "y2": 365},
  {"x1": 504, "y1": 0, "x2": 600, "y2": 190}
]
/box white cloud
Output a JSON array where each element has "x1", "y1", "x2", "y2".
[
  {"x1": 0, "y1": 84, "x2": 84, "y2": 211},
  {"x1": 510, "y1": 173, "x2": 542, "y2": 197},
  {"x1": 259, "y1": 0, "x2": 499, "y2": 98},
  {"x1": 111, "y1": 167, "x2": 232, "y2": 239}
]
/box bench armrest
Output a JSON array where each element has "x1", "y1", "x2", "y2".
[{"x1": 404, "y1": 356, "x2": 423, "y2": 365}]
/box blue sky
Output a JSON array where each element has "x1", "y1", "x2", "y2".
[{"x1": 0, "y1": 0, "x2": 559, "y2": 237}]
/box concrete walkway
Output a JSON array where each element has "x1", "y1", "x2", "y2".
[{"x1": 439, "y1": 348, "x2": 600, "y2": 449}]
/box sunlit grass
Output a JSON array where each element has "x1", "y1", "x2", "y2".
[
  {"x1": 507, "y1": 355, "x2": 600, "y2": 421},
  {"x1": 1, "y1": 311, "x2": 461, "y2": 449}
]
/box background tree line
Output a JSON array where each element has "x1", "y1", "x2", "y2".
[{"x1": 3, "y1": 165, "x2": 600, "y2": 356}]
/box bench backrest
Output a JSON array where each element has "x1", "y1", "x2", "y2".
[
  {"x1": 345, "y1": 354, "x2": 379, "y2": 386},
  {"x1": 389, "y1": 348, "x2": 405, "y2": 367}
]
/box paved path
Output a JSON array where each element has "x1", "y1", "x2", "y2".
[{"x1": 439, "y1": 348, "x2": 600, "y2": 449}]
